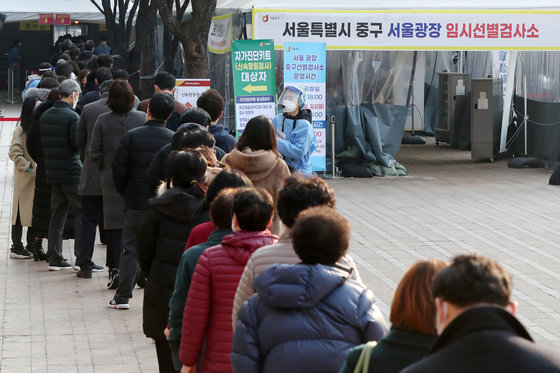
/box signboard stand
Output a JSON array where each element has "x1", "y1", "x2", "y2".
[{"x1": 231, "y1": 40, "x2": 277, "y2": 136}]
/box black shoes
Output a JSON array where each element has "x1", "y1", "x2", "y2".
[
  {"x1": 107, "y1": 268, "x2": 119, "y2": 289},
  {"x1": 136, "y1": 270, "x2": 147, "y2": 288},
  {"x1": 32, "y1": 240, "x2": 47, "y2": 262},
  {"x1": 9, "y1": 244, "x2": 33, "y2": 259},
  {"x1": 48, "y1": 259, "x2": 73, "y2": 271},
  {"x1": 108, "y1": 298, "x2": 129, "y2": 310},
  {"x1": 76, "y1": 269, "x2": 92, "y2": 278}
]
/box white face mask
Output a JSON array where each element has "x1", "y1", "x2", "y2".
[
  {"x1": 282, "y1": 99, "x2": 298, "y2": 113},
  {"x1": 71, "y1": 92, "x2": 78, "y2": 109}
]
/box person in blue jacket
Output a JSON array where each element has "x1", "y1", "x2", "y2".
[
  {"x1": 231, "y1": 206, "x2": 389, "y2": 373},
  {"x1": 272, "y1": 85, "x2": 316, "y2": 175}
]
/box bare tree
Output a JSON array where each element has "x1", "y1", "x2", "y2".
[
  {"x1": 156, "y1": 0, "x2": 217, "y2": 78},
  {"x1": 89, "y1": 0, "x2": 140, "y2": 72},
  {"x1": 90, "y1": 0, "x2": 157, "y2": 98}
]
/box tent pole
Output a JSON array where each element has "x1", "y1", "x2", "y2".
[
  {"x1": 322, "y1": 115, "x2": 343, "y2": 179},
  {"x1": 523, "y1": 74, "x2": 528, "y2": 156},
  {"x1": 402, "y1": 51, "x2": 425, "y2": 145}
]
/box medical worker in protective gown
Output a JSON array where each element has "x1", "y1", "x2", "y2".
[{"x1": 272, "y1": 86, "x2": 316, "y2": 175}]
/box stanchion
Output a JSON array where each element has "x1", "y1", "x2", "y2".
[
  {"x1": 6, "y1": 66, "x2": 15, "y2": 104},
  {"x1": 322, "y1": 115, "x2": 343, "y2": 180}
]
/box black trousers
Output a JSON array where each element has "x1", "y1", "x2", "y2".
[
  {"x1": 12, "y1": 208, "x2": 34, "y2": 247},
  {"x1": 155, "y1": 339, "x2": 178, "y2": 373},
  {"x1": 78, "y1": 195, "x2": 103, "y2": 270}
]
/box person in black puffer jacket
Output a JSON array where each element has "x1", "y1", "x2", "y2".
[
  {"x1": 39, "y1": 79, "x2": 84, "y2": 271},
  {"x1": 138, "y1": 150, "x2": 210, "y2": 373},
  {"x1": 27, "y1": 89, "x2": 75, "y2": 259},
  {"x1": 109, "y1": 93, "x2": 175, "y2": 310}
]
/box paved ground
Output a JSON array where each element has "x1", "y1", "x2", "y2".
[{"x1": 0, "y1": 102, "x2": 559, "y2": 371}]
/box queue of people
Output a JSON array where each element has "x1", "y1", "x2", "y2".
[{"x1": 8, "y1": 37, "x2": 560, "y2": 373}]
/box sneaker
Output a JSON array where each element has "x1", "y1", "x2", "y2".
[
  {"x1": 108, "y1": 298, "x2": 129, "y2": 310},
  {"x1": 74, "y1": 263, "x2": 104, "y2": 272},
  {"x1": 107, "y1": 268, "x2": 120, "y2": 289},
  {"x1": 9, "y1": 245, "x2": 33, "y2": 259},
  {"x1": 48, "y1": 260, "x2": 73, "y2": 271},
  {"x1": 76, "y1": 269, "x2": 92, "y2": 278}
]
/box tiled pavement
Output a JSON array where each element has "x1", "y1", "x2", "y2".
[{"x1": 1, "y1": 102, "x2": 559, "y2": 371}]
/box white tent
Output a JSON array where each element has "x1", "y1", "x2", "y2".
[
  {"x1": 5, "y1": 0, "x2": 560, "y2": 23},
  {"x1": 215, "y1": 0, "x2": 560, "y2": 10}
]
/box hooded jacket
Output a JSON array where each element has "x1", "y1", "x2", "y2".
[
  {"x1": 222, "y1": 148, "x2": 290, "y2": 235},
  {"x1": 272, "y1": 109, "x2": 316, "y2": 175},
  {"x1": 402, "y1": 306, "x2": 560, "y2": 373},
  {"x1": 137, "y1": 185, "x2": 209, "y2": 340},
  {"x1": 179, "y1": 230, "x2": 278, "y2": 373},
  {"x1": 231, "y1": 264, "x2": 389, "y2": 373}
]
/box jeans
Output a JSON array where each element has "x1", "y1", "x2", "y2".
[
  {"x1": 77, "y1": 195, "x2": 102, "y2": 271},
  {"x1": 47, "y1": 183, "x2": 82, "y2": 264},
  {"x1": 12, "y1": 208, "x2": 34, "y2": 247},
  {"x1": 114, "y1": 208, "x2": 147, "y2": 303}
]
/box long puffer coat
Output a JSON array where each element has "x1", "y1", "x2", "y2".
[
  {"x1": 179, "y1": 230, "x2": 278, "y2": 373},
  {"x1": 231, "y1": 263, "x2": 389, "y2": 373},
  {"x1": 39, "y1": 100, "x2": 81, "y2": 184},
  {"x1": 27, "y1": 100, "x2": 74, "y2": 238},
  {"x1": 137, "y1": 185, "x2": 209, "y2": 340}
]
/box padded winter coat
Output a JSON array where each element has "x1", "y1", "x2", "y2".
[
  {"x1": 137, "y1": 185, "x2": 209, "y2": 340},
  {"x1": 222, "y1": 148, "x2": 290, "y2": 236},
  {"x1": 231, "y1": 263, "x2": 389, "y2": 373},
  {"x1": 232, "y1": 231, "x2": 363, "y2": 328},
  {"x1": 39, "y1": 100, "x2": 82, "y2": 184},
  {"x1": 179, "y1": 230, "x2": 277, "y2": 372},
  {"x1": 111, "y1": 120, "x2": 173, "y2": 210},
  {"x1": 27, "y1": 100, "x2": 75, "y2": 238}
]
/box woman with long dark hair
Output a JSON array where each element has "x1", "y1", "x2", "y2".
[
  {"x1": 222, "y1": 116, "x2": 290, "y2": 235},
  {"x1": 8, "y1": 97, "x2": 41, "y2": 258},
  {"x1": 90, "y1": 79, "x2": 147, "y2": 288}
]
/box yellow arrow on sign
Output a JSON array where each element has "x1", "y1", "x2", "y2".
[{"x1": 242, "y1": 84, "x2": 267, "y2": 94}]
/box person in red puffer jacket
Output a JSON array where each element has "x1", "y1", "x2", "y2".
[{"x1": 179, "y1": 187, "x2": 277, "y2": 373}]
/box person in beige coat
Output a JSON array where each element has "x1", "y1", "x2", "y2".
[
  {"x1": 232, "y1": 174, "x2": 363, "y2": 328},
  {"x1": 222, "y1": 115, "x2": 290, "y2": 236},
  {"x1": 9, "y1": 97, "x2": 39, "y2": 259}
]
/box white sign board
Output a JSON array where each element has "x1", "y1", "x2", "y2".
[
  {"x1": 174, "y1": 79, "x2": 211, "y2": 109},
  {"x1": 253, "y1": 9, "x2": 560, "y2": 50}
]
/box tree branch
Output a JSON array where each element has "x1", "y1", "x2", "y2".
[
  {"x1": 155, "y1": 0, "x2": 183, "y2": 38},
  {"x1": 90, "y1": 0, "x2": 106, "y2": 15}
]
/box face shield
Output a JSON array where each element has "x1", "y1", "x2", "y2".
[{"x1": 279, "y1": 86, "x2": 306, "y2": 113}]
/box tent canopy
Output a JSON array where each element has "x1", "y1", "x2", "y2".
[
  {"x1": 217, "y1": 0, "x2": 560, "y2": 10},
  {"x1": 4, "y1": 0, "x2": 560, "y2": 22}
]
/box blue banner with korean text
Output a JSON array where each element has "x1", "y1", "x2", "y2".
[{"x1": 284, "y1": 42, "x2": 326, "y2": 172}]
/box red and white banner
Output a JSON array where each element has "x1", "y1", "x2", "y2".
[
  {"x1": 174, "y1": 79, "x2": 211, "y2": 109},
  {"x1": 253, "y1": 9, "x2": 560, "y2": 50}
]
